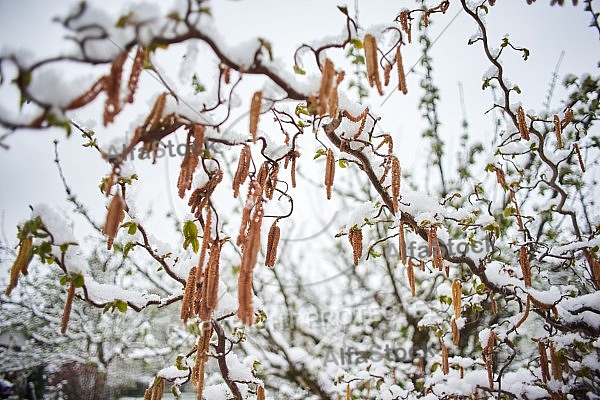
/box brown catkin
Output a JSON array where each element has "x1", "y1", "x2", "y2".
[
  {"x1": 539, "y1": 340, "x2": 550, "y2": 383},
  {"x1": 237, "y1": 206, "x2": 251, "y2": 248},
  {"x1": 495, "y1": 167, "x2": 506, "y2": 189},
  {"x1": 348, "y1": 227, "x2": 363, "y2": 265},
  {"x1": 265, "y1": 221, "x2": 280, "y2": 268},
  {"x1": 391, "y1": 156, "x2": 401, "y2": 213},
  {"x1": 256, "y1": 162, "x2": 269, "y2": 192},
  {"x1": 144, "y1": 377, "x2": 165, "y2": 400},
  {"x1": 233, "y1": 145, "x2": 251, "y2": 198},
  {"x1": 127, "y1": 46, "x2": 146, "y2": 104},
  {"x1": 554, "y1": 114, "x2": 563, "y2": 148},
  {"x1": 147, "y1": 92, "x2": 167, "y2": 132},
  {"x1": 429, "y1": 226, "x2": 444, "y2": 271},
  {"x1": 61, "y1": 281, "x2": 76, "y2": 334},
  {"x1": 441, "y1": 343, "x2": 449, "y2": 375},
  {"x1": 364, "y1": 34, "x2": 383, "y2": 95},
  {"x1": 103, "y1": 51, "x2": 128, "y2": 126},
  {"x1": 67, "y1": 78, "x2": 105, "y2": 110},
  {"x1": 329, "y1": 71, "x2": 344, "y2": 118},
  {"x1": 193, "y1": 124, "x2": 205, "y2": 150},
  {"x1": 177, "y1": 131, "x2": 201, "y2": 199},
  {"x1": 237, "y1": 182, "x2": 261, "y2": 248},
  {"x1": 265, "y1": 164, "x2": 279, "y2": 201},
  {"x1": 384, "y1": 64, "x2": 392, "y2": 87},
  {"x1": 195, "y1": 209, "x2": 212, "y2": 282},
  {"x1": 155, "y1": 378, "x2": 165, "y2": 400},
  {"x1": 574, "y1": 143, "x2": 586, "y2": 173},
  {"x1": 104, "y1": 194, "x2": 125, "y2": 250},
  {"x1": 396, "y1": 46, "x2": 408, "y2": 95},
  {"x1": 399, "y1": 10, "x2": 412, "y2": 43},
  {"x1": 180, "y1": 266, "x2": 197, "y2": 323},
  {"x1": 5, "y1": 237, "x2": 33, "y2": 296},
  {"x1": 549, "y1": 341, "x2": 561, "y2": 381},
  {"x1": 318, "y1": 59, "x2": 335, "y2": 116},
  {"x1": 452, "y1": 318, "x2": 460, "y2": 346},
  {"x1": 519, "y1": 246, "x2": 532, "y2": 286},
  {"x1": 193, "y1": 321, "x2": 212, "y2": 398},
  {"x1": 325, "y1": 148, "x2": 335, "y2": 200},
  {"x1": 407, "y1": 260, "x2": 415, "y2": 296},
  {"x1": 203, "y1": 241, "x2": 221, "y2": 314},
  {"x1": 237, "y1": 271, "x2": 253, "y2": 325},
  {"x1": 517, "y1": 106, "x2": 529, "y2": 140},
  {"x1": 452, "y1": 280, "x2": 462, "y2": 319},
  {"x1": 250, "y1": 91, "x2": 263, "y2": 142},
  {"x1": 398, "y1": 222, "x2": 407, "y2": 265},
  {"x1": 353, "y1": 110, "x2": 369, "y2": 139},
  {"x1": 237, "y1": 203, "x2": 263, "y2": 325},
  {"x1": 562, "y1": 108, "x2": 573, "y2": 128},
  {"x1": 291, "y1": 151, "x2": 299, "y2": 188},
  {"x1": 257, "y1": 387, "x2": 266, "y2": 400},
  {"x1": 491, "y1": 295, "x2": 498, "y2": 315}
]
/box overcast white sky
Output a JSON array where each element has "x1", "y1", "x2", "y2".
[{"x1": 0, "y1": 0, "x2": 598, "y2": 252}]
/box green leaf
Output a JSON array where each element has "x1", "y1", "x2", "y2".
[
  {"x1": 513, "y1": 85, "x2": 521, "y2": 94},
  {"x1": 439, "y1": 295, "x2": 452, "y2": 305},
  {"x1": 337, "y1": 5, "x2": 349, "y2": 15},
  {"x1": 22, "y1": 72, "x2": 31, "y2": 86},
  {"x1": 191, "y1": 74, "x2": 205, "y2": 94},
  {"x1": 72, "y1": 274, "x2": 85, "y2": 288},
  {"x1": 482, "y1": 78, "x2": 490, "y2": 90},
  {"x1": 338, "y1": 159, "x2": 348, "y2": 168},
  {"x1": 293, "y1": 64, "x2": 306, "y2": 75},
  {"x1": 295, "y1": 103, "x2": 309, "y2": 117},
  {"x1": 183, "y1": 221, "x2": 200, "y2": 253},
  {"x1": 183, "y1": 220, "x2": 198, "y2": 237},
  {"x1": 258, "y1": 38, "x2": 273, "y2": 61},
  {"x1": 351, "y1": 55, "x2": 365, "y2": 65},
  {"x1": 123, "y1": 242, "x2": 136, "y2": 257},
  {"x1": 313, "y1": 149, "x2": 327, "y2": 159},
  {"x1": 46, "y1": 113, "x2": 72, "y2": 136},
  {"x1": 115, "y1": 12, "x2": 133, "y2": 28},
  {"x1": 175, "y1": 355, "x2": 188, "y2": 370},
  {"x1": 115, "y1": 299, "x2": 128, "y2": 313},
  {"x1": 369, "y1": 247, "x2": 381, "y2": 258},
  {"x1": 127, "y1": 222, "x2": 137, "y2": 235},
  {"x1": 191, "y1": 238, "x2": 199, "y2": 253},
  {"x1": 167, "y1": 11, "x2": 181, "y2": 20},
  {"x1": 60, "y1": 276, "x2": 68, "y2": 286},
  {"x1": 350, "y1": 38, "x2": 363, "y2": 49}
]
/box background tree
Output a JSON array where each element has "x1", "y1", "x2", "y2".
[{"x1": 0, "y1": 0, "x2": 599, "y2": 399}]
